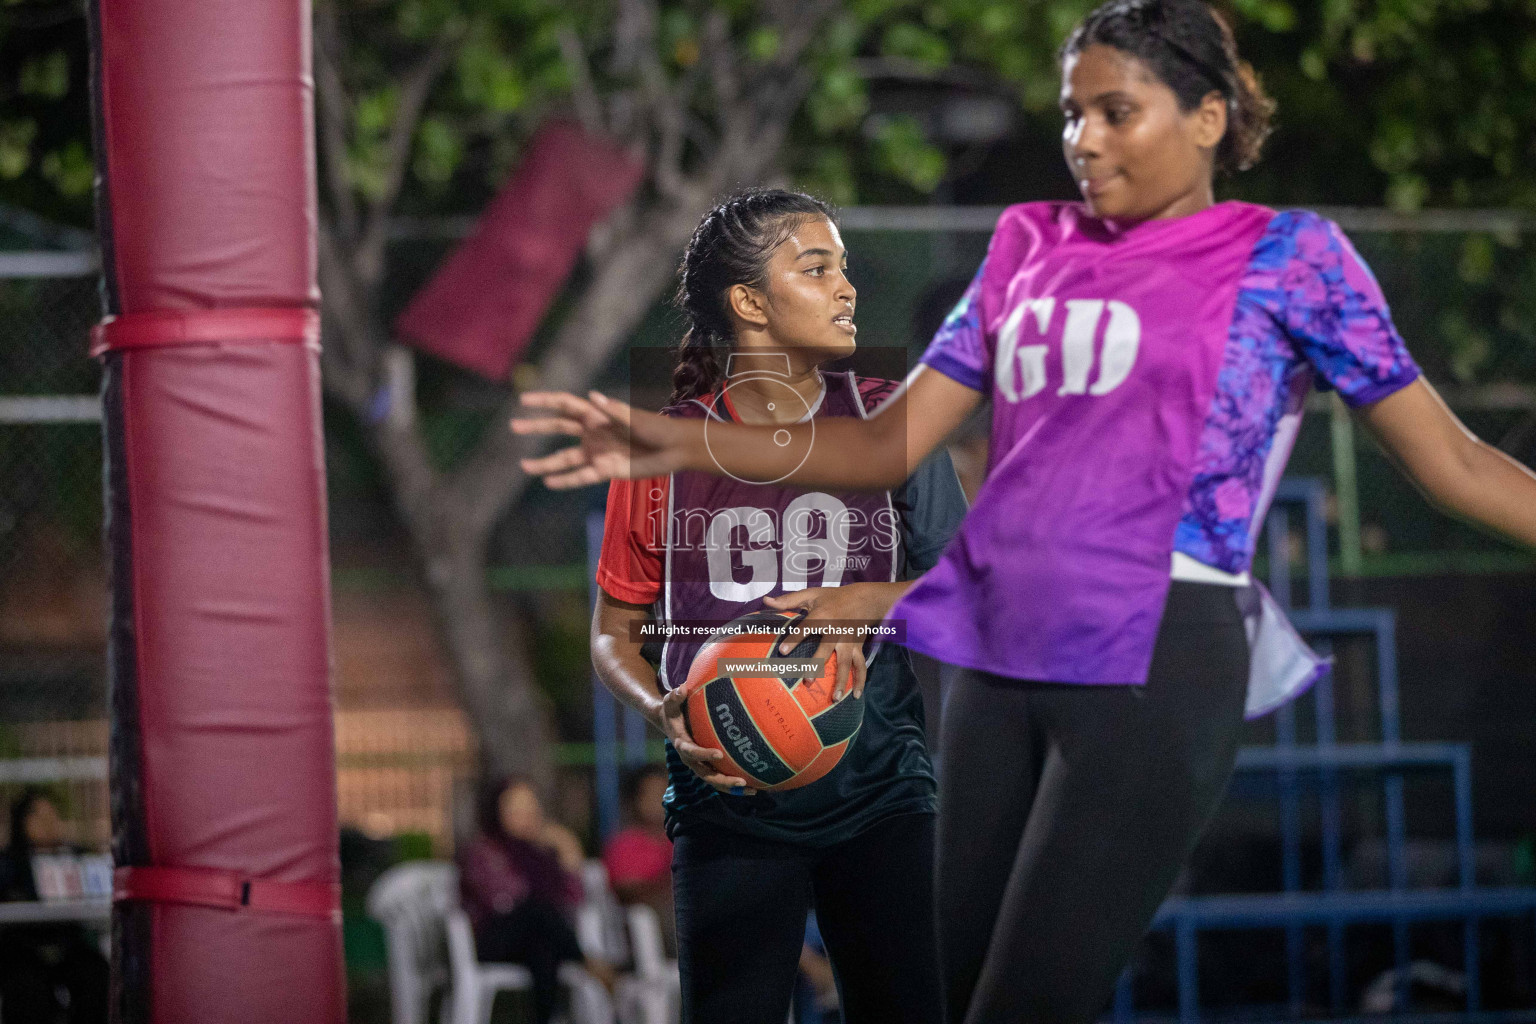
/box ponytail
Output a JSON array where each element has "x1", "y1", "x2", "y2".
[{"x1": 670, "y1": 327, "x2": 728, "y2": 407}]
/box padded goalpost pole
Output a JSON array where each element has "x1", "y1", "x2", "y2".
[{"x1": 88, "y1": 0, "x2": 344, "y2": 1020}]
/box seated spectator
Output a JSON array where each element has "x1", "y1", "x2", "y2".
[
  {"x1": 0, "y1": 789, "x2": 108, "y2": 1023},
  {"x1": 458, "y1": 776, "x2": 615, "y2": 1023},
  {"x1": 601, "y1": 765, "x2": 674, "y2": 953}
]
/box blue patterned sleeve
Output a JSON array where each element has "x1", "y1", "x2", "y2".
[
  {"x1": 918, "y1": 259, "x2": 990, "y2": 392},
  {"x1": 1266, "y1": 210, "x2": 1421, "y2": 407}
]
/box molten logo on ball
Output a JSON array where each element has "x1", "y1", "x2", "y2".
[{"x1": 714, "y1": 703, "x2": 774, "y2": 777}]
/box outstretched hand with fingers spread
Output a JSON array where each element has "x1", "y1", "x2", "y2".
[{"x1": 511, "y1": 391, "x2": 690, "y2": 488}]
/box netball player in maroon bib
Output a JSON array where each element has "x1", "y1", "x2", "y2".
[
  {"x1": 524, "y1": 2, "x2": 1536, "y2": 1020},
  {"x1": 590, "y1": 191, "x2": 966, "y2": 1024}
]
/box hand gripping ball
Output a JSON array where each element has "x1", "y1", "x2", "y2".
[{"x1": 680, "y1": 609, "x2": 864, "y2": 791}]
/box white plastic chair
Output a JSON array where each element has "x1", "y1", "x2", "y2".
[
  {"x1": 561, "y1": 964, "x2": 621, "y2": 1024},
  {"x1": 578, "y1": 859, "x2": 678, "y2": 1024},
  {"x1": 443, "y1": 901, "x2": 617, "y2": 1024},
  {"x1": 368, "y1": 859, "x2": 615, "y2": 1024},
  {"x1": 620, "y1": 904, "x2": 679, "y2": 1024},
  {"x1": 578, "y1": 860, "x2": 631, "y2": 964},
  {"x1": 442, "y1": 902, "x2": 614, "y2": 1024},
  {"x1": 444, "y1": 907, "x2": 535, "y2": 1024},
  {"x1": 367, "y1": 861, "x2": 459, "y2": 1024}
]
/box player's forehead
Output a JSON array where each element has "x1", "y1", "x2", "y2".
[
  {"x1": 1060, "y1": 43, "x2": 1160, "y2": 106},
  {"x1": 779, "y1": 216, "x2": 845, "y2": 262}
]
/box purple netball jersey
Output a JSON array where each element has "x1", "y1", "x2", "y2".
[{"x1": 891, "y1": 202, "x2": 1420, "y2": 712}]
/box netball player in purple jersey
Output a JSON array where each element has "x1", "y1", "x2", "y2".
[
  {"x1": 518, "y1": 2, "x2": 1536, "y2": 1020},
  {"x1": 590, "y1": 190, "x2": 964, "y2": 1024}
]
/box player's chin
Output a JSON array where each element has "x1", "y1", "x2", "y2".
[
  {"x1": 1080, "y1": 177, "x2": 1133, "y2": 219},
  {"x1": 813, "y1": 332, "x2": 857, "y2": 361},
  {"x1": 1086, "y1": 183, "x2": 1162, "y2": 223},
  {"x1": 1083, "y1": 192, "x2": 1127, "y2": 220}
]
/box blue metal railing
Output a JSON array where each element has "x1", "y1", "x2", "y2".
[
  {"x1": 1115, "y1": 478, "x2": 1536, "y2": 1023},
  {"x1": 589, "y1": 505, "x2": 653, "y2": 840}
]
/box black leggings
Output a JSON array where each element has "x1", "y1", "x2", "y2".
[
  {"x1": 672, "y1": 811, "x2": 942, "y2": 1024},
  {"x1": 937, "y1": 581, "x2": 1251, "y2": 1024}
]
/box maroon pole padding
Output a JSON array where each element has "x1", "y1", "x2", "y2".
[
  {"x1": 88, "y1": 0, "x2": 343, "y2": 1021},
  {"x1": 395, "y1": 121, "x2": 644, "y2": 380}
]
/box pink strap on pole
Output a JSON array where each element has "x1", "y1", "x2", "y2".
[
  {"x1": 90, "y1": 307, "x2": 320, "y2": 357},
  {"x1": 113, "y1": 866, "x2": 340, "y2": 920}
]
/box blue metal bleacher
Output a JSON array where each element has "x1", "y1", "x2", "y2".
[{"x1": 1115, "y1": 478, "x2": 1536, "y2": 1023}]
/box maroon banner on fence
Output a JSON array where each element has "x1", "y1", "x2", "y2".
[{"x1": 396, "y1": 121, "x2": 644, "y2": 380}]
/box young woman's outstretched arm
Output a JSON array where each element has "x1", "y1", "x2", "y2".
[
  {"x1": 1358, "y1": 378, "x2": 1536, "y2": 550},
  {"x1": 514, "y1": 365, "x2": 983, "y2": 492}
]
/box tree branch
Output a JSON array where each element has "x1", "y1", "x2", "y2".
[
  {"x1": 704, "y1": 0, "x2": 834, "y2": 170},
  {"x1": 316, "y1": 222, "x2": 375, "y2": 414},
  {"x1": 608, "y1": 0, "x2": 664, "y2": 143},
  {"x1": 611, "y1": 0, "x2": 657, "y2": 78},
  {"x1": 636, "y1": 40, "x2": 702, "y2": 201},
  {"x1": 757, "y1": 0, "x2": 840, "y2": 87},
  {"x1": 652, "y1": 93, "x2": 689, "y2": 200},
  {"x1": 752, "y1": 63, "x2": 818, "y2": 138},
  {"x1": 557, "y1": 26, "x2": 606, "y2": 135},
  {"x1": 702, "y1": 10, "x2": 739, "y2": 109},
  {"x1": 356, "y1": 30, "x2": 461, "y2": 285},
  {"x1": 370, "y1": 413, "x2": 443, "y2": 537},
  {"x1": 313, "y1": 2, "x2": 361, "y2": 247}
]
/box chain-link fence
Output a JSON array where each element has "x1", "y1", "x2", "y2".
[
  {"x1": 5, "y1": 209, "x2": 1536, "y2": 853},
  {"x1": 0, "y1": 252, "x2": 107, "y2": 847},
  {"x1": 0, "y1": 252, "x2": 486, "y2": 854},
  {"x1": 0, "y1": 258, "x2": 104, "y2": 695}
]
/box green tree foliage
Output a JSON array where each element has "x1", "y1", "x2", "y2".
[
  {"x1": 1229, "y1": 0, "x2": 1536, "y2": 210},
  {"x1": 0, "y1": 3, "x2": 94, "y2": 224},
  {"x1": 8, "y1": 0, "x2": 1536, "y2": 220}
]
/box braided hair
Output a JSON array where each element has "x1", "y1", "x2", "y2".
[
  {"x1": 1061, "y1": 0, "x2": 1275, "y2": 174},
  {"x1": 670, "y1": 188, "x2": 837, "y2": 405}
]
